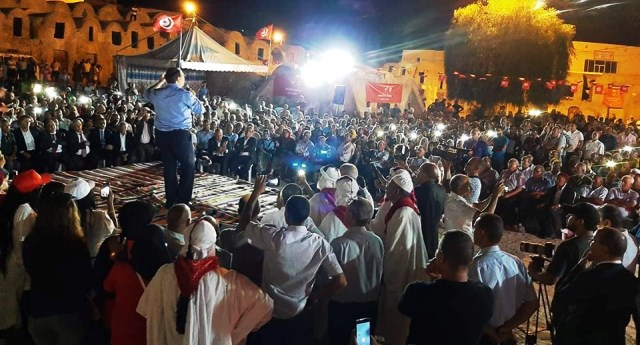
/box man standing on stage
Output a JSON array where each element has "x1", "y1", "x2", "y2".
[{"x1": 144, "y1": 68, "x2": 203, "y2": 207}]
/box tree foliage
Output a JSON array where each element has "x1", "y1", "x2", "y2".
[{"x1": 445, "y1": 0, "x2": 575, "y2": 107}]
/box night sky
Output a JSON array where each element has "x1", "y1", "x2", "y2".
[{"x1": 119, "y1": 0, "x2": 640, "y2": 64}]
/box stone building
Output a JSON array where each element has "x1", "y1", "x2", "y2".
[{"x1": 0, "y1": 0, "x2": 306, "y2": 82}]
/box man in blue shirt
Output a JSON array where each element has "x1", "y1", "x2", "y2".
[{"x1": 144, "y1": 68, "x2": 204, "y2": 207}]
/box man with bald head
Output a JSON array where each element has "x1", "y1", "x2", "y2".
[
  {"x1": 261, "y1": 183, "x2": 320, "y2": 235},
  {"x1": 339, "y1": 163, "x2": 374, "y2": 205},
  {"x1": 376, "y1": 170, "x2": 428, "y2": 345},
  {"x1": 464, "y1": 157, "x2": 482, "y2": 204},
  {"x1": 415, "y1": 162, "x2": 446, "y2": 258},
  {"x1": 165, "y1": 203, "x2": 191, "y2": 259},
  {"x1": 444, "y1": 174, "x2": 504, "y2": 235},
  {"x1": 553, "y1": 227, "x2": 638, "y2": 345}
]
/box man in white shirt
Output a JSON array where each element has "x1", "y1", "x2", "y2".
[
  {"x1": 579, "y1": 175, "x2": 608, "y2": 206},
  {"x1": 564, "y1": 123, "x2": 584, "y2": 169},
  {"x1": 605, "y1": 175, "x2": 639, "y2": 218},
  {"x1": 338, "y1": 133, "x2": 355, "y2": 163},
  {"x1": 260, "y1": 183, "x2": 321, "y2": 235},
  {"x1": 238, "y1": 176, "x2": 347, "y2": 345},
  {"x1": 444, "y1": 174, "x2": 504, "y2": 235},
  {"x1": 308, "y1": 166, "x2": 341, "y2": 226},
  {"x1": 470, "y1": 213, "x2": 539, "y2": 345},
  {"x1": 329, "y1": 197, "x2": 384, "y2": 345},
  {"x1": 319, "y1": 176, "x2": 360, "y2": 242},
  {"x1": 583, "y1": 131, "x2": 605, "y2": 162}
]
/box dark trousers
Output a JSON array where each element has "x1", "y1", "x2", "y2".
[
  {"x1": 209, "y1": 154, "x2": 229, "y2": 175},
  {"x1": 230, "y1": 155, "x2": 253, "y2": 180},
  {"x1": 496, "y1": 195, "x2": 521, "y2": 226},
  {"x1": 134, "y1": 143, "x2": 155, "y2": 163},
  {"x1": 248, "y1": 310, "x2": 313, "y2": 345},
  {"x1": 17, "y1": 151, "x2": 38, "y2": 172},
  {"x1": 328, "y1": 301, "x2": 377, "y2": 345},
  {"x1": 29, "y1": 312, "x2": 87, "y2": 345},
  {"x1": 156, "y1": 129, "x2": 195, "y2": 207},
  {"x1": 40, "y1": 152, "x2": 61, "y2": 173}
]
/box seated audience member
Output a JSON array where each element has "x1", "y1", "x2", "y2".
[
  {"x1": 536, "y1": 172, "x2": 576, "y2": 238},
  {"x1": 137, "y1": 220, "x2": 274, "y2": 344},
  {"x1": 478, "y1": 156, "x2": 499, "y2": 200},
  {"x1": 260, "y1": 183, "x2": 320, "y2": 235},
  {"x1": 237, "y1": 176, "x2": 347, "y2": 345},
  {"x1": 23, "y1": 192, "x2": 93, "y2": 345},
  {"x1": 329, "y1": 197, "x2": 383, "y2": 345},
  {"x1": 207, "y1": 128, "x2": 230, "y2": 175},
  {"x1": 38, "y1": 119, "x2": 64, "y2": 173},
  {"x1": 444, "y1": 174, "x2": 504, "y2": 235},
  {"x1": 65, "y1": 118, "x2": 91, "y2": 171},
  {"x1": 229, "y1": 125, "x2": 257, "y2": 180},
  {"x1": 495, "y1": 159, "x2": 527, "y2": 228},
  {"x1": 598, "y1": 205, "x2": 638, "y2": 273},
  {"x1": 88, "y1": 117, "x2": 111, "y2": 167},
  {"x1": 605, "y1": 175, "x2": 639, "y2": 218},
  {"x1": 108, "y1": 122, "x2": 135, "y2": 166},
  {"x1": 402, "y1": 230, "x2": 494, "y2": 345},
  {"x1": 104, "y1": 226, "x2": 170, "y2": 345},
  {"x1": 470, "y1": 213, "x2": 538, "y2": 345},
  {"x1": 13, "y1": 115, "x2": 40, "y2": 171},
  {"x1": 579, "y1": 175, "x2": 608, "y2": 206},
  {"x1": 553, "y1": 227, "x2": 638, "y2": 345}
]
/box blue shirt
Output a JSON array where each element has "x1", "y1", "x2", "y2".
[
  {"x1": 196, "y1": 130, "x2": 214, "y2": 150},
  {"x1": 143, "y1": 83, "x2": 204, "y2": 131}
]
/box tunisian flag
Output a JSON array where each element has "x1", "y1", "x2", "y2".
[
  {"x1": 255, "y1": 25, "x2": 273, "y2": 41},
  {"x1": 153, "y1": 14, "x2": 183, "y2": 34},
  {"x1": 366, "y1": 82, "x2": 403, "y2": 103}
]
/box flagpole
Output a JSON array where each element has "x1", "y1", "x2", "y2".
[
  {"x1": 179, "y1": 28, "x2": 183, "y2": 69},
  {"x1": 266, "y1": 37, "x2": 272, "y2": 80}
]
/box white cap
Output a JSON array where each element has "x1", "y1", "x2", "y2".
[
  {"x1": 64, "y1": 178, "x2": 96, "y2": 200},
  {"x1": 181, "y1": 220, "x2": 217, "y2": 260},
  {"x1": 391, "y1": 169, "x2": 414, "y2": 194},
  {"x1": 317, "y1": 166, "x2": 341, "y2": 190},
  {"x1": 335, "y1": 176, "x2": 359, "y2": 207}
]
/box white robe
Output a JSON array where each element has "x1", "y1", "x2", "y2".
[
  {"x1": 376, "y1": 207, "x2": 429, "y2": 345},
  {"x1": 318, "y1": 211, "x2": 348, "y2": 243},
  {"x1": 309, "y1": 192, "x2": 335, "y2": 226},
  {"x1": 370, "y1": 201, "x2": 392, "y2": 238},
  {"x1": 137, "y1": 264, "x2": 273, "y2": 345}
]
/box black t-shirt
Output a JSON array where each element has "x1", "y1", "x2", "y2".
[
  {"x1": 398, "y1": 279, "x2": 494, "y2": 345},
  {"x1": 547, "y1": 234, "x2": 592, "y2": 288}
]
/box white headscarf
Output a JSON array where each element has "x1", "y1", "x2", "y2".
[
  {"x1": 317, "y1": 166, "x2": 341, "y2": 190},
  {"x1": 391, "y1": 169, "x2": 414, "y2": 194},
  {"x1": 335, "y1": 176, "x2": 359, "y2": 207},
  {"x1": 180, "y1": 220, "x2": 217, "y2": 260}
]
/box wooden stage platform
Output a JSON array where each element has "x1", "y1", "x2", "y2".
[{"x1": 53, "y1": 163, "x2": 279, "y2": 225}]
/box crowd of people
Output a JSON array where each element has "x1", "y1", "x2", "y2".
[{"x1": 1, "y1": 70, "x2": 640, "y2": 345}]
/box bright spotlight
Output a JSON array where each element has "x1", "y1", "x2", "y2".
[
  {"x1": 606, "y1": 160, "x2": 616, "y2": 168},
  {"x1": 273, "y1": 31, "x2": 284, "y2": 44},
  {"x1": 301, "y1": 61, "x2": 325, "y2": 87},
  {"x1": 434, "y1": 129, "x2": 443, "y2": 137},
  {"x1": 623, "y1": 146, "x2": 634, "y2": 152},
  {"x1": 78, "y1": 96, "x2": 91, "y2": 104},
  {"x1": 529, "y1": 109, "x2": 543, "y2": 116},
  {"x1": 300, "y1": 48, "x2": 356, "y2": 86},
  {"x1": 436, "y1": 123, "x2": 446, "y2": 131},
  {"x1": 487, "y1": 130, "x2": 497, "y2": 138},
  {"x1": 184, "y1": 1, "x2": 197, "y2": 14},
  {"x1": 44, "y1": 87, "x2": 57, "y2": 99},
  {"x1": 33, "y1": 84, "x2": 43, "y2": 93}
]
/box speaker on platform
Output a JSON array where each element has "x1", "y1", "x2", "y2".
[{"x1": 333, "y1": 85, "x2": 346, "y2": 105}]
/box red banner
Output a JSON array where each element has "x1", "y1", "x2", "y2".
[
  {"x1": 594, "y1": 84, "x2": 604, "y2": 94},
  {"x1": 273, "y1": 73, "x2": 303, "y2": 98},
  {"x1": 570, "y1": 84, "x2": 578, "y2": 93},
  {"x1": 603, "y1": 87, "x2": 625, "y2": 108},
  {"x1": 522, "y1": 80, "x2": 531, "y2": 91},
  {"x1": 366, "y1": 82, "x2": 403, "y2": 103},
  {"x1": 621, "y1": 85, "x2": 630, "y2": 93},
  {"x1": 500, "y1": 79, "x2": 509, "y2": 88}
]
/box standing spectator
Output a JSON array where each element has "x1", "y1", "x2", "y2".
[
  {"x1": 23, "y1": 192, "x2": 92, "y2": 345},
  {"x1": 132, "y1": 108, "x2": 155, "y2": 163},
  {"x1": 319, "y1": 176, "x2": 360, "y2": 242},
  {"x1": 490, "y1": 127, "x2": 509, "y2": 171},
  {"x1": 414, "y1": 162, "x2": 446, "y2": 258},
  {"x1": 583, "y1": 131, "x2": 605, "y2": 162},
  {"x1": 564, "y1": 123, "x2": 584, "y2": 170},
  {"x1": 329, "y1": 197, "x2": 383, "y2": 345},
  {"x1": 444, "y1": 174, "x2": 504, "y2": 235},
  {"x1": 599, "y1": 127, "x2": 617, "y2": 151},
  {"x1": 401, "y1": 230, "x2": 494, "y2": 345},
  {"x1": 164, "y1": 203, "x2": 191, "y2": 260},
  {"x1": 598, "y1": 204, "x2": 638, "y2": 273},
  {"x1": 1, "y1": 118, "x2": 18, "y2": 172},
  {"x1": 144, "y1": 68, "x2": 204, "y2": 208},
  {"x1": 463, "y1": 128, "x2": 489, "y2": 158},
  {"x1": 470, "y1": 213, "x2": 539, "y2": 345}
]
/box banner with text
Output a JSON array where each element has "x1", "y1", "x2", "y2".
[
  {"x1": 602, "y1": 87, "x2": 625, "y2": 108},
  {"x1": 366, "y1": 82, "x2": 403, "y2": 103}
]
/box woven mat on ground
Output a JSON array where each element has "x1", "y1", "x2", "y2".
[{"x1": 53, "y1": 162, "x2": 279, "y2": 225}]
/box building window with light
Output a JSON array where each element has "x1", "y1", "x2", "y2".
[
  {"x1": 235, "y1": 42, "x2": 241, "y2": 55},
  {"x1": 112, "y1": 31, "x2": 122, "y2": 46},
  {"x1": 13, "y1": 18, "x2": 22, "y2": 37},
  {"x1": 54, "y1": 22, "x2": 65, "y2": 39},
  {"x1": 584, "y1": 59, "x2": 617, "y2": 74}
]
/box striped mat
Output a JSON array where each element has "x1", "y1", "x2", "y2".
[{"x1": 53, "y1": 162, "x2": 279, "y2": 226}]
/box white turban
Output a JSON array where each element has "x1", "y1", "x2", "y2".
[
  {"x1": 391, "y1": 169, "x2": 414, "y2": 194},
  {"x1": 317, "y1": 166, "x2": 341, "y2": 190},
  {"x1": 335, "y1": 176, "x2": 359, "y2": 207},
  {"x1": 180, "y1": 220, "x2": 217, "y2": 260}
]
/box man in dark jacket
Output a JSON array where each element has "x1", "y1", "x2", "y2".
[
  {"x1": 38, "y1": 119, "x2": 65, "y2": 173},
  {"x1": 133, "y1": 108, "x2": 155, "y2": 163},
  {"x1": 13, "y1": 115, "x2": 40, "y2": 171},
  {"x1": 536, "y1": 172, "x2": 576, "y2": 238},
  {"x1": 207, "y1": 128, "x2": 230, "y2": 175},
  {"x1": 414, "y1": 162, "x2": 446, "y2": 258},
  {"x1": 108, "y1": 122, "x2": 135, "y2": 166},
  {"x1": 87, "y1": 116, "x2": 111, "y2": 167},
  {"x1": 553, "y1": 227, "x2": 638, "y2": 345}
]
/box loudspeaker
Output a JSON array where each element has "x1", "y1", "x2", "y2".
[{"x1": 333, "y1": 85, "x2": 346, "y2": 105}]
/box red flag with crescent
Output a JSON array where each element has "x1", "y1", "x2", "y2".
[
  {"x1": 522, "y1": 80, "x2": 531, "y2": 91},
  {"x1": 153, "y1": 14, "x2": 183, "y2": 34},
  {"x1": 255, "y1": 25, "x2": 274, "y2": 41}
]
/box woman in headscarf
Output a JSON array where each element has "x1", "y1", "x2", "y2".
[
  {"x1": 319, "y1": 176, "x2": 361, "y2": 242},
  {"x1": 137, "y1": 220, "x2": 273, "y2": 345},
  {"x1": 104, "y1": 226, "x2": 170, "y2": 345}
]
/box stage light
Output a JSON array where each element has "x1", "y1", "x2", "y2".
[
  {"x1": 33, "y1": 84, "x2": 43, "y2": 93},
  {"x1": 301, "y1": 48, "x2": 356, "y2": 87},
  {"x1": 273, "y1": 31, "x2": 284, "y2": 44},
  {"x1": 184, "y1": 1, "x2": 197, "y2": 14},
  {"x1": 529, "y1": 109, "x2": 543, "y2": 116},
  {"x1": 606, "y1": 160, "x2": 616, "y2": 168},
  {"x1": 45, "y1": 87, "x2": 57, "y2": 99},
  {"x1": 301, "y1": 61, "x2": 325, "y2": 87}
]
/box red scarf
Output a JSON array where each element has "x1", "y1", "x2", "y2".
[
  {"x1": 385, "y1": 196, "x2": 420, "y2": 225},
  {"x1": 321, "y1": 188, "x2": 337, "y2": 207},
  {"x1": 333, "y1": 205, "x2": 349, "y2": 228},
  {"x1": 174, "y1": 255, "x2": 220, "y2": 298}
]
